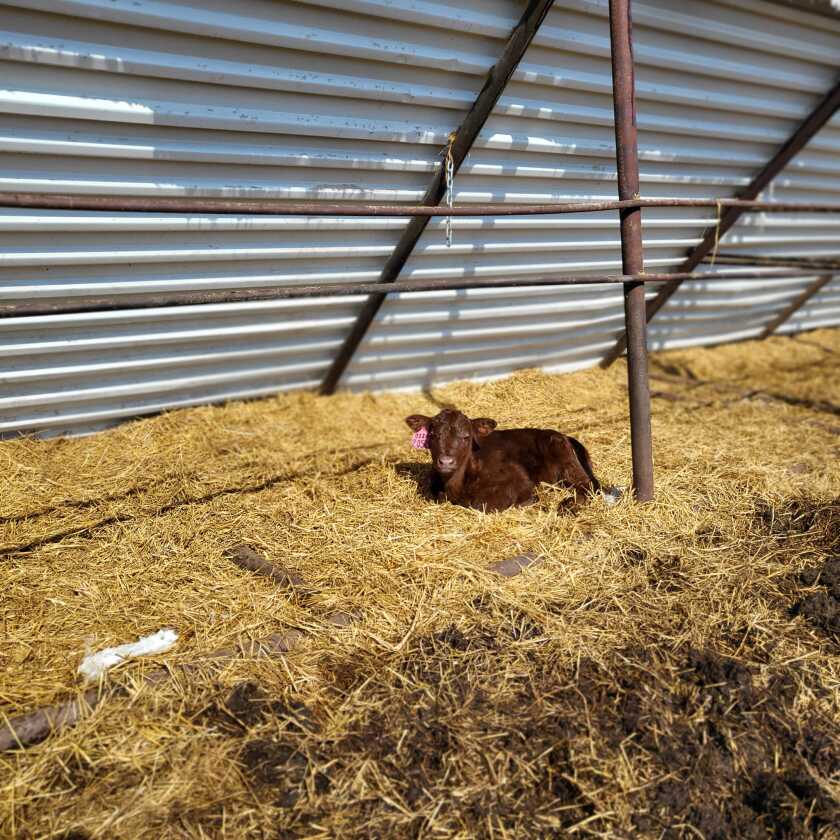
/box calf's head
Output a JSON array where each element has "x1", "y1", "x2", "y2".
[{"x1": 405, "y1": 409, "x2": 497, "y2": 477}]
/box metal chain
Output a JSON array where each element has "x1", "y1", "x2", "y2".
[
  {"x1": 444, "y1": 141, "x2": 455, "y2": 248},
  {"x1": 709, "y1": 200, "x2": 723, "y2": 267}
]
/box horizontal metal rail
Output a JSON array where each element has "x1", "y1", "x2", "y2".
[
  {"x1": 3, "y1": 268, "x2": 839, "y2": 319},
  {"x1": 702, "y1": 254, "x2": 840, "y2": 270},
  {"x1": 1, "y1": 193, "x2": 840, "y2": 216}
]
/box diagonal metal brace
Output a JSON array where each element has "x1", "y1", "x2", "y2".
[
  {"x1": 600, "y1": 76, "x2": 840, "y2": 368},
  {"x1": 319, "y1": 0, "x2": 557, "y2": 395},
  {"x1": 759, "y1": 274, "x2": 834, "y2": 339}
]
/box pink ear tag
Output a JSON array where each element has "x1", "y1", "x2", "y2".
[{"x1": 411, "y1": 427, "x2": 429, "y2": 449}]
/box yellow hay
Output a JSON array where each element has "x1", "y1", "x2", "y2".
[{"x1": 1, "y1": 329, "x2": 838, "y2": 838}]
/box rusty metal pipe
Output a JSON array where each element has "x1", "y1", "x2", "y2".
[
  {"x1": 1, "y1": 193, "x2": 840, "y2": 217},
  {"x1": 609, "y1": 0, "x2": 654, "y2": 502},
  {"x1": 702, "y1": 254, "x2": 840, "y2": 270},
  {"x1": 2, "y1": 268, "x2": 837, "y2": 320}
]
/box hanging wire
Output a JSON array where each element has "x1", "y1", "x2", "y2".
[
  {"x1": 443, "y1": 135, "x2": 456, "y2": 248},
  {"x1": 708, "y1": 200, "x2": 723, "y2": 267}
]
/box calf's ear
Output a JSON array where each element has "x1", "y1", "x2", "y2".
[
  {"x1": 405, "y1": 414, "x2": 432, "y2": 431},
  {"x1": 471, "y1": 417, "x2": 497, "y2": 438}
]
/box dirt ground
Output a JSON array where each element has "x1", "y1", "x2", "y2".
[{"x1": 1, "y1": 328, "x2": 839, "y2": 839}]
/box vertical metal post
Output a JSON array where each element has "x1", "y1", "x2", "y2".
[{"x1": 608, "y1": 0, "x2": 654, "y2": 501}]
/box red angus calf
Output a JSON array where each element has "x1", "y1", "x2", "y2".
[{"x1": 405, "y1": 409, "x2": 603, "y2": 512}]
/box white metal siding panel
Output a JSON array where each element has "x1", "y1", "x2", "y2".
[
  {"x1": 0, "y1": 0, "x2": 838, "y2": 436},
  {"x1": 0, "y1": 0, "x2": 506, "y2": 435},
  {"x1": 653, "y1": 115, "x2": 840, "y2": 349},
  {"x1": 348, "y1": 0, "x2": 840, "y2": 387}
]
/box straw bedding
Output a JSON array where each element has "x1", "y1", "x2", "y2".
[{"x1": 1, "y1": 328, "x2": 838, "y2": 839}]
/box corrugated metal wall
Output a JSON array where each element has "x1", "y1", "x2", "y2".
[{"x1": 0, "y1": 0, "x2": 838, "y2": 436}]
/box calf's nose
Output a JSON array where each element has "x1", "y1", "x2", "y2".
[{"x1": 437, "y1": 455, "x2": 456, "y2": 470}]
